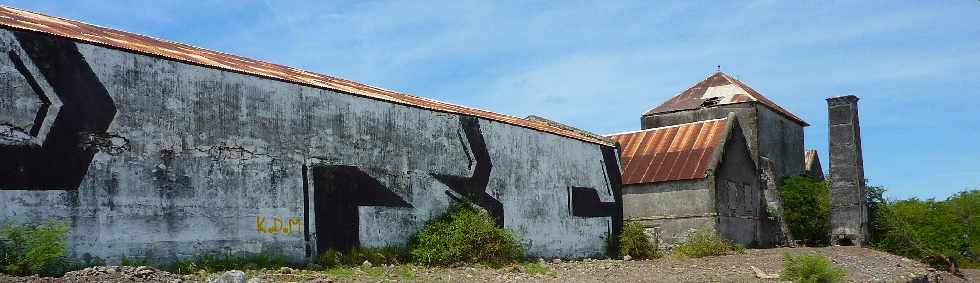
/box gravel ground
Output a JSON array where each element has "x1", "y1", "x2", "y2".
[
  {"x1": 0, "y1": 266, "x2": 189, "y2": 282},
  {"x1": 0, "y1": 247, "x2": 974, "y2": 282}
]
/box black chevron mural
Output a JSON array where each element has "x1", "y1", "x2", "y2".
[
  {"x1": 569, "y1": 148, "x2": 624, "y2": 241},
  {"x1": 432, "y1": 116, "x2": 504, "y2": 227},
  {"x1": 311, "y1": 165, "x2": 413, "y2": 253},
  {"x1": 0, "y1": 31, "x2": 117, "y2": 190}
]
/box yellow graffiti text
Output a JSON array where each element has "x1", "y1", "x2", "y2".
[{"x1": 256, "y1": 216, "x2": 303, "y2": 235}]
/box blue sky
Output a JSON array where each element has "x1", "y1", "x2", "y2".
[{"x1": 3, "y1": 1, "x2": 978, "y2": 200}]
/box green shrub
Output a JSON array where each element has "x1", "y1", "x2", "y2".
[
  {"x1": 780, "y1": 253, "x2": 846, "y2": 283},
  {"x1": 617, "y1": 221, "x2": 660, "y2": 259},
  {"x1": 316, "y1": 246, "x2": 407, "y2": 268},
  {"x1": 173, "y1": 253, "x2": 288, "y2": 274},
  {"x1": 120, "y1": 250, "x2": 155, "y2": 267},
  {"x1": 317, "y1": 250, "x2": 344, "y2": 267},
  {"x1": 0, "y1": 219, "x2": 70, "y2": 276},
  {"x1": 673, "y1": 229, "x2": 742, "y2": 258},
  {"x1": 780, "y1": 176, "x2": 831, "y2": 246},
  {"x1": 867, "y1": 187, "x2": 980, "y2": 269},
  {"x1": 407, "y1": 203, "x2": 523, "y2": 267},
  {"x1": 520, "y1": 261, "x2": 556, "y2": 276}
]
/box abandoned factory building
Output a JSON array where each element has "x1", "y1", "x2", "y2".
[
  {"x1": 611, "y1": 71, "x2": 814, "y2": 247},
  {"x1": 641, "y1": 71, "x2": 808, "y2": 185},
  {"x1": 0, "y1": 6, "x2": 624, "y2": 264},
  {"x1": 608, "y1": 114, "x2": 778, "y2": 247}
]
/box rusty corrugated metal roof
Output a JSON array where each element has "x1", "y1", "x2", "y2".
[
  {"x1": 606, "y1": 118, "x2": 729, "y2": 185},
  {"x1": 0, "y1": 6, "x2": 614, "y2": 147},
  {"x1": 643, "y1": 71, "x2": 808, "y2": 126}
]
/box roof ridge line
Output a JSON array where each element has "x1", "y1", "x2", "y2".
[
  {"x1": 718, "y1": 72, "x2": 758, "y2": 101},
  {"x1": 641, "y1": 70, "x2": 719, "y2": 115}
]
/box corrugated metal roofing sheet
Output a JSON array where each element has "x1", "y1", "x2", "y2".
[
  {"x1": 606, "y1": 118, "x2": 728, "y2": 185},
  {"x1": 0, "y1": 6, "x2": 614, "y2": 147},
  {"x1": 644, "y1": 72, "x2": 808, "y2": 126}
]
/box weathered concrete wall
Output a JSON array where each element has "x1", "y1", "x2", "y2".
[
  {"x1": 0, "y1": 29, "x2": 622, "y2": 263},
  {"x1": 622, "y1": 179, "x2": 715, "y2": 245},
  {"x1": 712, "y1": 121, "x2": 766, "y2": 247},
  {"x1": 755, "y1": 105, "x2": 805, "y2": 183},
  {"x1": 804, "y1": 149, "x2": 825, "y2": 181},
  {"x1": 640, "y1": 103, "x2": 805, "y2": 185},
  {"x1": 827, "y1": 95, "x2": 867, "y2": 246}
]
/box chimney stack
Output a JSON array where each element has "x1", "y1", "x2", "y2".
[{"x1": 826, "y1": 95, "x2": 867, "y2": 246}]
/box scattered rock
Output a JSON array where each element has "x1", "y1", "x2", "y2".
[
  {"x1": 135, "y1": 266, "x2": 157, "y2": 277},
  {"x1": 623, "y1": 255, "x2": 632, "y2": 261},
  {"x1": 750, "y1": 265, "x2": 779, "y2": 279},
  {"x1": 362, "y1": 260, "x2": 373, "y2": 268},
  {"x1": 0, "y1": 247, "x2": 969, "y2": 282},
  {"x1": 209, "y1": 270, "x2": 246, "y2": 283},
  {"x1": 280, "y1": 266, "x2": 294, "y2": 274},
  {"x1": 552, "y1": 258, "x2": 562, "y2": 264}
]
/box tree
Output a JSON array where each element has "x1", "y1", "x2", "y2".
[{"x1": 779, "y1": 176, "x2": 831, "y2": 246}]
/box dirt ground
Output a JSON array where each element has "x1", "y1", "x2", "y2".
[{"x1": 0, "y1": 247, "x2": 975, "y2": 282}]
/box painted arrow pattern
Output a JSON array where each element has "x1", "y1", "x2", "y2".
[
  {"x1": 432, "y1": 116, "x2": 505, "y2": 227},
  {"x1": 0, "y1": 31, "x2": 116, "y2": 190}
]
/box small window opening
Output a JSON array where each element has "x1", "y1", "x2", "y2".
[{"x1": 700, "y1": 97, "x2": 721, "y2": 107}]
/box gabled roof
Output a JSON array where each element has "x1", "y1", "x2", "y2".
[
  {"x1": 606, "y1": 116, "x2": 733, "y2": 185},
  {"x1": 0, "y1": 6, "x2": 615, "y2": 147},
  {"x1": 644, "y1": 71, "x2": 807, "y2": 126}
]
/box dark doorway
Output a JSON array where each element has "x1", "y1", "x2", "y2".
[{"x1": 311, "y1": 165, "x2": 411, "y2": 254}]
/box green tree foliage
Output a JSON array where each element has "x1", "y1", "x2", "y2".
[
  {"x1": 780, "y1": 253, "x2": 846, "y2": 283},
  {"x1": 407, "y1": 203, "x2": 523, "y2": 267},
  {"x1": 617, "y1": 221, "x2": 660, "y2": 259},
  {"x1": 779, "y1": 176, "x2": 831, "y2": 246},
  {"x1": 947, "y1": 190, "x2": 980, "y2": 264},
  {"x1": 0, "y1": 219, "x2": 70, "y2": 276},
  {"x1": 868, "y1": 188, "x2": 980, "y2": 269}
]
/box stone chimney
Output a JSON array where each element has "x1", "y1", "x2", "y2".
[{"x1": 827, "y1": 95, "x2": 867, "y2": 246}]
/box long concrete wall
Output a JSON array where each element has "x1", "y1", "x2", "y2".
[{"x1": 0, "y1": 29, "x2": 622, "y2": 263}]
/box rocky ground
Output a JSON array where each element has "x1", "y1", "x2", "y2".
[{"x1": 0, "y1": 247, "x2": 975, "y2": 282}]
